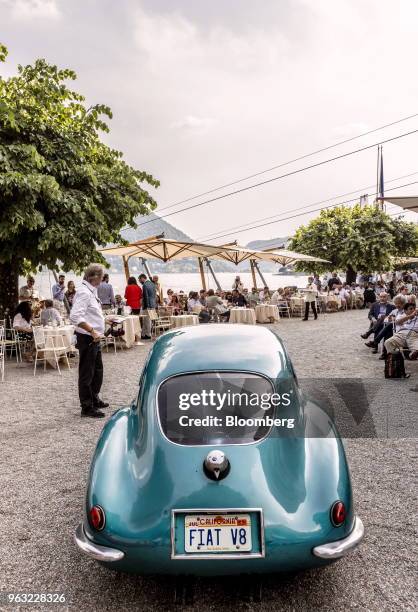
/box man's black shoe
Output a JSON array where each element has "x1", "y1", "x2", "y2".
[
  {"x1": 94, "y1": 400, "x2": 109, "y2": 409},
  {"x1": 360, "y1": 333, "x2": 369, "y2": 339},
  {"x1": 81, "y1": 409, "x2": 105, "y2": 418},
  {"x1": 141, "y1": 335, "x2": 152, "y2": 339},
  {"x1": 364, "y1": 341, "x2": 375, "y2": 348},
  {"x1": 302, "y1": 319, "x2": 308, "y2": 322},
  {"x1": 379, "y1": 354, "x2": 386, "y2": 360},
  {"x1": 372, "y1": 348, "x2": 378, "y2": 354}
]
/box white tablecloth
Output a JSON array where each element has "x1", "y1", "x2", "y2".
[
  {"x1": 106, "y1": 315, "x2": 141, "y2": 348},
  {"x1": 43, "y1": 325, "x2": 74, "y2": 367},
  {"x1": 290, "y1": 296, "x2": 305, "y2": 307},
  {"x1": 229, "y1": 308, "x2": 256, "y2": 325},
  {"x1": 43, "y1": 325, "x2": 74, "y2": 346},
  {"x1": 255, "y1": 304, "x2": 280, "y2": 323},
  {"x1": 170, "y1": 314, "x2": 200, "y2": 328},
  {"x1": 319, "y1": 294, "x2": 342, "y2": 309}
]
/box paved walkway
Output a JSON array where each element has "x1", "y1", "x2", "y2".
[{"x1": 0, "y1": 310, "x2": 416, "y2": 611}]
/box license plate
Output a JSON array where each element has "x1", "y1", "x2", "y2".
[{"x1": 184, "y1": 513, "x2": 252, "y2": 553}]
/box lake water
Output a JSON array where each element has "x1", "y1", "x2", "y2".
[{"x1": 30, "y1": 271, "x2": 310, "y2": 299}]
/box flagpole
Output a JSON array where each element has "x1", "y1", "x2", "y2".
[{"x1": 379, "y1": 145, "x2": 385, "y2": 211}]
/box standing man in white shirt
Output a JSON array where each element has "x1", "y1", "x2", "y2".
[
  {"x1": 302, "y1": 277, "x2": 318, "y2": 321},
  {"x1": 70, "y1": 263, "x2": 108, "y2": 418}
]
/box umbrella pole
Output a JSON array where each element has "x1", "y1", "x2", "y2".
[
  {"x1": 250, "y1": 259, "x2": 258, "y2": 290},
  {"x1": 253, "y1": 261, "x2": 268, "y2": 288},
  {"x1": 140, "y1": 257, "x2": 153, "y2": 279},
  {"x1": 205, "y1": 258, "x2": 222, "y2": 291},
  {"x1": 198, "y1": 257, "x2": 207, "y2": 291}
]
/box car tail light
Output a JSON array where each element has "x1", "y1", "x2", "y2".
[
  {"x1": 90, "y1": 505, "x2": 105, "y2": 531},
  {"x1": 330, "y1": 501, "x2": 346, "y2": 526}
]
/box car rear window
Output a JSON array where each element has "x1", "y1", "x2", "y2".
[{"x1": 157, "y1": 372, "x2": 279, "y2": 445}]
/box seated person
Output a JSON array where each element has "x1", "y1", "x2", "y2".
[
  {"x1": 164, "y1": 289, "x2": 174, "y2": 304},
  {"x1": 337, "y1": 286, "x2": 348, "y2": 309},
  {"x1": 231, "y1": 289, "x2": 248, "y2": 307},
  {"x1": 247, "y1": 288, "x2": 260, "y2": 307},
  {"x1": 270, "y1": 288, "x2": 283, "y2": 305},
  {"x1": 365, "y1": 294, "x2": 407, "y2": 357},
  {"x1": 178, "y1": 291, "x2": 187, "y2": 310},
  {"x1": 353, "y1": 284, "x2": 364, "y2": 308},
  {"x1": 206, "y1": 289, "x2": 230, "y2": 321},
  {"x1": 361, "y1": 292, "x2": 395, "y2": 339},
  {"x1": 40, "y1": 299, "x2": 62, "y2": 326},
  {"x1": 13, "y1": 301, "x2": 33, "y2": 334},
  {"x1": 283, "y1": 286, "x2": 293, "y2": 299},
  {"x1": 385, "y1": 302, "x2": 418, "y2": 360},
  {"x1": 13, "y1": 301, "x2": 34, "y2": 361},
  {"x1": 363, "y1": 284, "x2": 377, "y2": 307},
  {"x1": 259, "y1": 286, "x2": 271, "y2": 302},
  {"x1": 115, "y1": 294, "x2": 125, "y2": 315},
  {"x1": 187, "y1": 291, "x2": 210, "y2": 323},
  {"x1": 198, "y1": 289, "x2": 207, "y2": 306},
  {"x1": 168, "y1": 293, "x2": 182, "y2": 315}
]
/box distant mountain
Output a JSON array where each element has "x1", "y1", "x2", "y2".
[
  {"x1": 120, "y1": 212, "x2": 193, "y2": 243},
  {"x1": 241, "y1": 236, "x2": 290, "y2": 272},
  {"x1": 105, "y1": 214, "x2": 291, "y2": 274},
  {"x1": 106, "y1": 212, "x2": 234, "y2": 273},
  {"x1": 245, "y1": 237, "x2": 289, "y2": 251}
]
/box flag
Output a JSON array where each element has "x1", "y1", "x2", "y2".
[{"x1": 379, "y1": 145, "x2": 384, "y2": 198}]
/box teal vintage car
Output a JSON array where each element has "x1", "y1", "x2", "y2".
[{"x1": 74, "y1": 324, "x2": 364, "y2": 575}]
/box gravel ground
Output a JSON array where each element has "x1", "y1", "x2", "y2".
[{"x1": 0, "y1": 309, "x2": 417, "y2": 611}]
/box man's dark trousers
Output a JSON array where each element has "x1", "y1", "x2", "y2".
[
  {"x1": 304, "y1": 301, "x2": 317, "y2": 320},
  {"x1": 76, "y1": 332, "x2": 103, "y2": 411}
]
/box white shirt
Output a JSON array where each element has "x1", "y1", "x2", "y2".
[
  {"x1": 270, "y1": 291, "x2": 280, "y2": 305},
  {"x1": 398, "y1": 314, "x2": 418, "y2": 332},
  {"x1": 303, "y1": 284, "x2": 318, "y2": 302},
  {"x1": 70, "y1": 280, "x2": 105, "y2": 335},
  {"x1": 187, "y1": 298, "x2": 199, "y2": 312},
  {"x1": 13, "y1": 313, "x2": 32, "y2": 331}
]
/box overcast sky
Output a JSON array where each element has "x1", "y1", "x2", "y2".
[{"x1": 2, "y1": 0, "x2": 418, "y2": 244}]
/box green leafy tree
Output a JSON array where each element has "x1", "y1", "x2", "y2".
[
  {"x1": 289, "y1": 204, "x2": 418, "y2": 282},
  {"x1": 0, "y1": 47, "x2": 159, "y2": 318}
]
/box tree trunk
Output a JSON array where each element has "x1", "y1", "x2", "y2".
[
  {"x1": 0, "y1": 261, "x2": 19, "y2": 323},
  {"x1": 346, "y1": 265, "x2": 356, "y2": 285}
]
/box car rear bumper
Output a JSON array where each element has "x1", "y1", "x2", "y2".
[
  {"x1": 312, "y1": 515, "x2": 364, "y2": 559},
  {"x1": 74, "y1": 516, "x2": 364, "y2": 570},
  {"x1": 74, "y1": 523, "x2": 125, "y2": 562}
]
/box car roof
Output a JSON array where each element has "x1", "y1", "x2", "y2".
[{"x1": 146, "y1": 324, "x2": 291, "y2": 383}]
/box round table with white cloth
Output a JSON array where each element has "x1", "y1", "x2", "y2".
[
  {"x1": 289, "y1": 296, "x2": 305, "y2": 312},
  {"x1": 255, "y1": 304, "x2": 280, "y2": 323},
  {"x1": 170, "y1": 314, "x2": 200, "y2": 328},
  {"x1": 320, "y1": 294, "x2": 342, "y2": 310},
  {"x1": 229, "y1": 307, "x2": 256, "y2": 325},
  {"x1": 42, "y1": 325, "x2": 74, "y2": 347},
  {"x1": 106, "y1": 315, "x2": 142, "y2": 348},
  {"x1": 42, "y1": 325, "x2": 75, "y2": 367}
]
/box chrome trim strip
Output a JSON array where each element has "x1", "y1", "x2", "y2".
[
  {"x1": 312, "y1": 516, "x2": 364, "y2": 559},
  {"x1": 156, "y1": 370, "x2": 279, "y2": 448},
  {"x1": 171, "y1": 508, "x2": 265, "y2": 560},
  {"x1": 74, "y1": 523, "x2": 125, "y2": 562}
]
